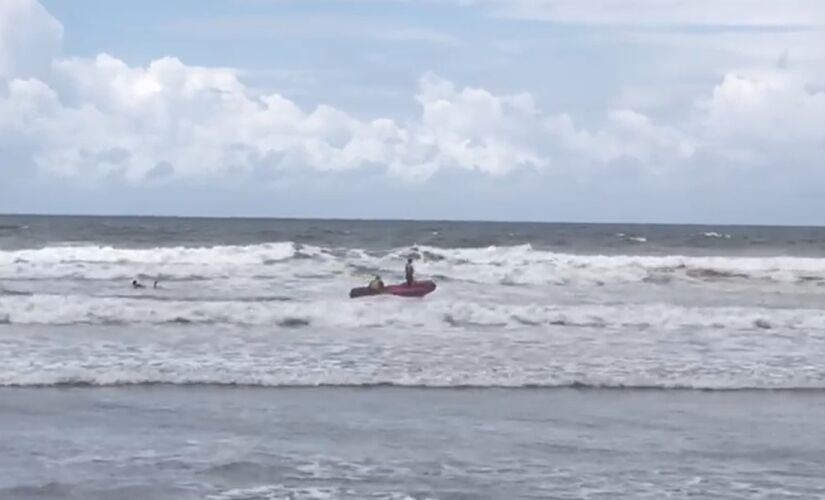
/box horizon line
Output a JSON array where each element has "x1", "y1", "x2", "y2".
[{"x1": 1, "y1": 211, "x2": 823, "y2": 229}]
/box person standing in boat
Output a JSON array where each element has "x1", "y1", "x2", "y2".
[{"x1": 405, "y1": 258, "x2": 415, "y2": 286}]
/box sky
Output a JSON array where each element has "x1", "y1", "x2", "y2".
[{"x1": 1, "y1": 0, "x2": 824, "y2": 224}]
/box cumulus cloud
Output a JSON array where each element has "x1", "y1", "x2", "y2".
[
  {"x1": 404, "y1": 73, "x2": 546, "y2": 178},
  {"x1": 0, "y1": 0, "x2": 823, "y2": 191},
  {"x1": 546, "y1": 110, "x2": 695, "y2": 167},
  {"x1": 0, "y1": 53, "x2": 552, "y2": 182},
  {"x1": 695, "y1": 71, "x2": 825, "y2": 166},
  {"x1": 0, "y1": 0, "x2": 62, "y2": 78},
  {"x1": 0, "y1": 47, "x2": 688, "y2": 183},
  {"x1": 0, "y1": 0, "x2": 629, "y2": 183}
]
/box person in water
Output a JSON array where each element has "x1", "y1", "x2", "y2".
[
  {"x1": 405, "y1": 258, "x2": 415, "y2": 285},
  {"x1": 368, "y1": 275, "x2": 384, "y2": 290},
  {"x1": 131, "y1": 279, "x2": 144, "y2": 289}
]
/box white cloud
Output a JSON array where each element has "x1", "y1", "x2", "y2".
[
  {"x1": 1, "y1": 47, "x2": 818, "y2": 186},
  {"x1": 462, "y1": 0, "x2": 825, "y2": 26},
  {"x1": 695, "y1": 71, "x2": 825, "y2": 165},
  {"x1": 0, "y1": 0, "x2": 823, "y2": 193},
  {"x1": 0, "y1": 0, "x2": 62, "y2": 78},
  {"x1": 405, "y1": 73, "x2": 546, "y2": 178},
  {"x1": 547, "y1": 110, "x2": 695, "y2": 167},
  {"x1": 1, "y1": 50, "x2": 551, "y2": 182}
]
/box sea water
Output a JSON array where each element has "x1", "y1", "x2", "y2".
[{"x1": 1, "y1": 215, "x2": 824, "y2": 498}]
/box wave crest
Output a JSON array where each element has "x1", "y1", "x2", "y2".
[
  {"x1": 4, "y1": 379, "x2": 825, "y2": 392},
  {"x1": 0, "y1": 294, "x2": 821, "y2": 331},
  {"x1": 3, "y1": 242, "x2": 825, "y2": 286}
]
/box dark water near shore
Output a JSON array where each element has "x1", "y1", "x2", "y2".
[{"x1": 3, "y1": 387, "x2": 825, "y2": 500}]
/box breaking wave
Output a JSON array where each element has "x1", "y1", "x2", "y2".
[
  {"x1": 2, "y1": 242, "x2": 825, "y2": 286},
  {"x1": 0, "y1": 295, "x2": 821, "y2": 330},
  {"x1": 4, "y1": 238, "x2": 825, "y2": 394},
  {"x1": 702, "y1": 232, "x2": 732, "y2": 239},
  {"x1": 5, "y1": 380, "x2": 825, "y2": 391}
]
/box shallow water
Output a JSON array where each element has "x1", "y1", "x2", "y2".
[{"x1": 3, "y1": 387, "x2": 825, "y2": 499}]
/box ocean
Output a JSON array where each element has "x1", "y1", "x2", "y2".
[{"x1": 1, "y1": 214, "x2": 824, "y2": 499}]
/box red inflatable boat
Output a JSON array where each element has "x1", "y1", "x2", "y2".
[{"x1": 349, "y1": 280, "x2": 437, "y2": 299}]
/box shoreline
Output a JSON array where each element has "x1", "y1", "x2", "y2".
[{"x1": 4, "y1": 383, "x2": 825, "y2": 393}]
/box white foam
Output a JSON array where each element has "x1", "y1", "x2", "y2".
[
  {"x1": 210, "y1": 485, "x2": 339, "y2": 500},
  {"x1": 616, "y1": 233, "x2": 647, "y2": 243},
  {"x1": 3, "y1": 242, "x2": 825, "y2": 286},
  {"x1": 4, "y1": 242, "x2": 825, "y2": 391},
  {"x1": 703, "y1": 232, "x2": 732, "y2": 239},
  {"x1": 0, "y1": 242, "x2": 331, "y2": 282},
  {"x1": 2, "y1": 294, "x2": 824, "y2": 332},
  {"x1": 0, "y1": 242, "x2": 298, "y2": 266},
  {"x1": 2, "y1": 324, "x2": 824, "y2": 390},
  {"x1": 405, "y1": 244, "x2": 825, "y2": 286}
]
